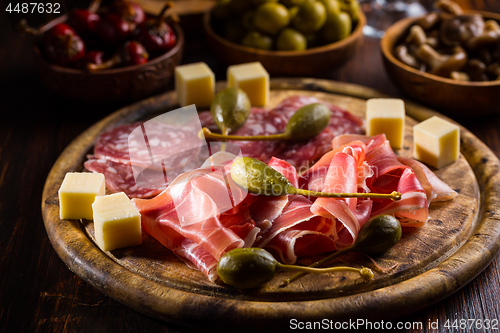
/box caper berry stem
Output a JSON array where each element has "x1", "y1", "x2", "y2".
[
  {"x1": 291, "y1": 189, "x2": 402, "y2": 201},
  {"x1": 201, "y1": 127, "x2": 290, "y2": 141},
  {"x1": 278, "y1": 263, "x2": 373, "y2": 285},
  {"x1": 281, "y1": 246, "x2": 353, "y2": 286}
]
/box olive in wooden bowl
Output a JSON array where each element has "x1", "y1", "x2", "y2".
[
  {"x1": 32, "y1": 13, "x2": 184, "y2": 104},
  {"x1": 381, "y1": 3, "x2": 500, "y2": 116},
  {"x1": 203, "y1": 0, "x2": 365, "y2": 76}
]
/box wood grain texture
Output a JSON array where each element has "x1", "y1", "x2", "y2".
[
  {"x1": 40, "y1": 79, "x2": 498, "y2": 331},
  {"x1": 2, "y1": 1, "x2": 500, "y2": 332}
]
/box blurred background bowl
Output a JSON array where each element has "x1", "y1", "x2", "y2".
[
  {"x1": 34, "y1": 15, "x2": 184, "y2": 104},
  {"x1": 203, "y1": 8, "x2": 365, "y2": 76},
  {"x1": 381, "y1": 11, "x2": 500, "y2": 117}
]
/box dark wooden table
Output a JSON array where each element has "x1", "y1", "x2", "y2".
[{"x1": 1, "y1": 0, "x2": 499, "y2": 332}]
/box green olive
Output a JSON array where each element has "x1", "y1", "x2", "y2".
[
  {"x1": 287, "y1": 5, "x2": 299, "y2": 21},
  {"x1": 276, "y1": 28, "x2": 307, "y2": 51},
  {"x1": 280, "y1": 0, "x2": 305, "y2": 7},
  {"x1": 321, "y1": 11, "x2": 351, "y2": 43},
  {"x1": 241, "y1": 31, "x2": 273, "y2": 50},
  {"x1": 231, "y1": 157, "x2": 292, "y2": 196},
  {"x1": 292, "y1": 0, "x2": 327, "y2": 34},
  {"x1": 217, "y1": 247, "x2": 374, "y2": 289},
  {"x1": 284, "y1": 103, "x2": 330, "y2": 140},
  {"x1": 351, "y1": 214, "x2": 402, "y2": 255},
  {"x1": 217, "y1": 248, "x2": 277, "y2": 289},
  {"x1": 211, "y1": 87, "x2": 251, "y2": 136},
  {"x1": 242, "y1": 10, "x2": 256, "y2": 30},
  {"x1": 253, "y1": 2, "x2": 290, "y2": 35},
  {"x1": 318, "y1": 0, "x2": 341, "y2": 17},
  {"x1": 340, "y1": 0, "x2": 360, "y2": 24},
  {"x1": 252, "y1": 0, "x2": 279, "y2": 5}
]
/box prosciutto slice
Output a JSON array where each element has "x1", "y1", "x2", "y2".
[
  {"x1": 133, "y1": 153, "x2": 260, "y2": 281},
  {"x1": 253, "y1": 158, "x2": 337, "y2": 264}
]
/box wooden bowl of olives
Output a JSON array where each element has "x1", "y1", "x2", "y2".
[
  {"x1": 381, "y1": 0, "x2": 500, "y2": 116},
  {"x1": 29, "y1": 1, "x2": 184, "y2": 104},
  {"x1": 203, "y1": 0, "x2": 365, "y2": 76}
]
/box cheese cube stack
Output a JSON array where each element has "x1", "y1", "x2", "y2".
[
  {"x1": 59, "y1": 172, "x2": 106, "y2": 220},
  {"x1": 92, "y1": 192, "x2": 142, "y2": 252},
  {"x1": 366, "y1": 98, "x2": 406, "y2": 149},
  {"x1": 175, "y1": 62, "x2": 215, "y2": 108},
  {"x1": 413, "y1": 116, "x2": 460, "y2": 169},
  {"x1": 227, "y1": 62, "x2": 269, "y2": 107}
]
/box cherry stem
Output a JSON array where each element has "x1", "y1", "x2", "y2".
[
  {"x1": 18, "y1": 19, "x2": 40, "y2": 36},
  {"x1": 88, "y1": 0, "x2": 102, "y2": 13},
  {"x1": 87, "y1": 54, "x2": 120, "y2": 71},
  {"x1": 157, "y1": 1, "x2": 176, "y2": 28}
]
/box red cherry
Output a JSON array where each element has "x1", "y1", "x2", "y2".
[
  {"x1": 111, "y1": 1, "x2": 145, "y2": 26},
  {"x1": 87, "y1": 41, "x2": 148, "y2": 71},
  {"x1": 133, "y1": 2, "x2": 176, "y2": 54},
  {"x1": 83, "y1": 50, "x2": 105, "y2": 65},
  {"x1": 43, "y1": 23, "x2": 86, "y2": 66},
  {"x1": 97, "y1": 13, "x2": 131, "y2": 44},
  {"x1": 121, "y1": 41, "x2": 149, "y2": 65},
  {"x1": 67, "y1": 9, "x2": 100, "y2": 35}
]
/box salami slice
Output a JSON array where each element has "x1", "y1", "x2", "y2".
[
  {"x1": 84, "y1": 158, "x2": 164, "y2": 198},
  {"x1": 94, "y1": 121, "x2": 202, "y2": 171}
]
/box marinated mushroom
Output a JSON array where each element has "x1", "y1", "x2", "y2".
[
  {"x1": 488, "y1": 63, "x2": 500, "y2": 80},
  {"x1": 440, "y1": 14, "x2": 484, "y2": 47},
  {"x1": 415, "y1": 12, "x2": 440, "y2": 30},
  {"x1": 434, "y1": 0, "x2": 463, "y2": 15},
  {"x1": 406, "y1": 25, "x2": 427, "y2": 46},
  {"x1": 395, "y1": 44, "x2": 421, "y2": 69},
  {"x1": 393, "y1": 0, "x2": 500, "y2": 82},
  {"x1": 450, "y1": 71, "x2": 470, "y2": 81},
  {"x1": 463, "y1": 58, "x2": 488, "y2": 81},
  {"x1": 467, "y1": 26, "x2": 500, "y2": 50},
  {"x1": 415, "y1": 44, "x2": 467, "y2": 77}
]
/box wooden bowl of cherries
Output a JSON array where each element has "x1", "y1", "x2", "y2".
[{"x1": 22, "y1": 0, "x2": 184, "y2": 104}]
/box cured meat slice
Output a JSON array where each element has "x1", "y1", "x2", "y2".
[
  {"x1": 363, "y1": 135, "x2": 428, "y2": 225},
  {"x1": 133, "y1": 154, "x2": 260, "y2": 280},
  {"x1": 94, "y1": 121, "x2": 201, "y2": 171},
  {"x1": 84, "y1": 158, "x2": 165, "y2": 198},
  {"x1": 397, "y1": 157, "x2": 458, "y2": 203}
]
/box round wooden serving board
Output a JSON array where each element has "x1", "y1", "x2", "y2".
[{"x1": 42, "y1": 79, "x2": 500, "y2": 332}]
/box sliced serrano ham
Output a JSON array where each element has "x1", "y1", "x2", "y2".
[{"x1": 132, "y1": 154, "x2": 260, "y2": 281}]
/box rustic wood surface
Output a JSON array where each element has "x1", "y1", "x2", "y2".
[
  {"x1": 2, "y1": 0, "x2": 500, "y2": 332},
  {"x1": 40, "y1": 80, "x2": 491, "y2": 330}
]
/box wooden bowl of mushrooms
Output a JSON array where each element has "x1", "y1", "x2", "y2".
[{"x1": 381, "y1": 0, "x2": 500, "y2": 116}]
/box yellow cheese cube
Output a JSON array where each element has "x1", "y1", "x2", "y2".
[
  {"x1": 413, "y1": 116, "x2": 460, "y2": 169},
  {"x1": 92, "y1": 192, "x2": 142, "y2": 252},
  {"x1": 175, "y1": 62, "x2": 215, "y2": 108},
  {"x1": 59, "y1": 172, "x2": 105, "y2": 220},
  {"x1": 227, "y1": 62, "x2": 269, "y2": 106},
  {"x1": 366, "y1": 98, "x2": 406, "y2": 149}
]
